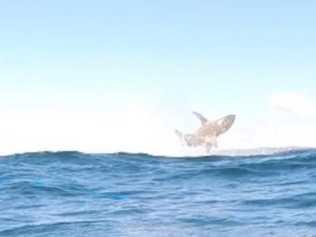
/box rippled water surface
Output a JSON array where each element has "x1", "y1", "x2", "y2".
[{"x1": 1, "y1": 149, "x2": 316, "y2": 237}]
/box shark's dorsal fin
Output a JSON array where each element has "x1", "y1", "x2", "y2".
[{"x1": 192, "y1": 111, "x2": 208, "y2": 125}]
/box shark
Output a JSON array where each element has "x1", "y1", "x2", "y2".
[{"x1": 175, "y1": 112, "x2": 236, "y2": 153}]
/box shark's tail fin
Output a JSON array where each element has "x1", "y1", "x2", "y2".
[
  {"x1": 175, "y1": 129, "x2": 183, "y2": 139},
  {"x1": 175, "y1": 129, "x2": 186, "y2": 146}
]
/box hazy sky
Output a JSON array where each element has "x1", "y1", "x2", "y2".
[{"x1": 1, "y1": 1, "x2": 316, "y2": 155}]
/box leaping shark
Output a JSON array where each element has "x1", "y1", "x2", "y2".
[{"x1": 175, "y1": 112, "x2": 236, "y2": 153}]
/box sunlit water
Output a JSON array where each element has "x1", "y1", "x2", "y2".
[{"x1": 1, "y1": 149, "x2": 316, "y2": 237}]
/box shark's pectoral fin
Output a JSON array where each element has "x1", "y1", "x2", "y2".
[
  {"x1": 192, "y1": 111, "x2": 208, "y2": 125},
  {"x1": 204, "y1": 136, "x2": 218, "y2": 152},
  {"x1": 205, "y1": 143, "x2": 215, "y2": 154}
]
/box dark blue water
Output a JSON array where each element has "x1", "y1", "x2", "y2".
[{"x1": 1, "y1": 149, "x2": 316, "y2": 237}]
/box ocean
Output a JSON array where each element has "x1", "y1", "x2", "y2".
[{"x1": 0, "y1": 149, "x2": 316, "y2": 237}]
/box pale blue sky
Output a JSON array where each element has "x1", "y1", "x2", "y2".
[{"x1": 1, "y1": 1, "x2": 316, "y2": 154}]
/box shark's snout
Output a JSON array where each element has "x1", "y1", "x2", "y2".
[
  {"x1": 220, "y1": 114, "x2": 236, "y2": 131},
  {"x1": 226, "y1": 114, "x2": 236, "y2": 123}
]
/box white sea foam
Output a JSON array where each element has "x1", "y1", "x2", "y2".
[{"x1": 162, "y1": 146, "x2": 314, "y2": 158}]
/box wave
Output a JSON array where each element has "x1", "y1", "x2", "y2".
[
  {"x1": 2, "y1": 146, "x2": 315, "y2": 159},
  {"x1": 1, "y1": 147, "x2": 316, "y2": 236}
]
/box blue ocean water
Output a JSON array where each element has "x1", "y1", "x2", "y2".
[{"x1": 1, "y1": 149, "x2": 316, "y2": 237}]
